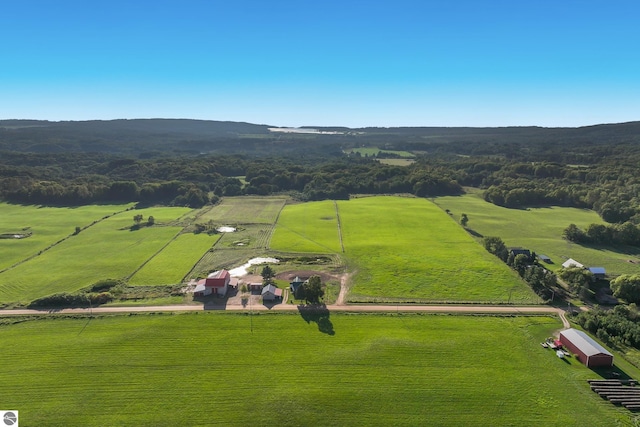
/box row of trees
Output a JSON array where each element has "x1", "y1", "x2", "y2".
[
  {"x1": 482, "y1": 236, "x2": 556, "y2": 301},
  {"x1": 562, "y1": 222, "x2": 640, "y2": 246}
]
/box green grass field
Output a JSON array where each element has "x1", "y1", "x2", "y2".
[
  {"x1": 0, "y1": 207, "x2": 192, "y2": 304},
  {"x1": 128, "y1": 232, "x2": 220, "y2": 285},
  {"x1": 0, "y1": 203, "x2": 134, "y2": 271},
  {"x1": 270, "y1": 200, "x2": 342, "y2": 253},
  {"x1": 0, "y1": 313, "x2": 630, "y2": 426},
  {"x1": 434, "y1": 190, "x2": 640, "y2": 276},
  {"x1": 272, "y1": 196, "x2": 535, "y2": 303}
]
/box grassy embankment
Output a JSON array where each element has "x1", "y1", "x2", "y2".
[
  {"x1": 0, "y1": 313, "x2": 631, "y2": 426},
  {"x1": 272, "y1": 196, "x2": 537, "y2": 303},
  {"x1": 434, "y1": 190, "x2": 640, "y2": 276}
]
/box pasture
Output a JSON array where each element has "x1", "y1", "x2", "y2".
[
  {"x1": 272, "y1": 196, "x2": 535, "y2": 303},
  {"x1": 0, "y1": 203, "x2": 133, "y2": 271},
  {"x1": 270, "y1": 200, "x2": 342, "y2": 253},
  {"x1": 0, "y1": 313, "x2": 629, "y2": 426},
  {"x1": 128, "y1": 232, "x2": 220, "y2": 286},
  {"x1": 434, "y1": 190, "x2": 640, "y2": 276},
  {"x1": 0, "y1": 206, "x2": 192, "y2": 304}
]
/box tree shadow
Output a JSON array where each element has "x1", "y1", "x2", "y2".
[
  {"x1": 464, "y1": 228, "x2": 484, "y2": 238},
  {"x1": 591, "y1": 364, "x2": 635, "y2": 381},
  {"x1": 297, "y1": 304, "x2": 335, "y2": 335}
]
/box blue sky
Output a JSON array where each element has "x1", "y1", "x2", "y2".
[{"x1": 1, "y1": 0, "x2": 639, "y2": 127}]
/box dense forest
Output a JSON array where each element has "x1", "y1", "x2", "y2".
[{"x1": 1, "y1": 119, "x2": 640, "y2": 224}]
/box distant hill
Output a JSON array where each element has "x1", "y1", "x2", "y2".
[{"x1": 0, "y1": 118, "x2": 639, "y2": 155}]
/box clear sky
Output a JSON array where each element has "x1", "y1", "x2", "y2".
[{"x1": 1, "y1": 0, "x2": 639, "y2": 127}]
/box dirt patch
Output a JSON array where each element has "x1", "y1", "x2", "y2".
[{"x1": 276, "y1": 270, "x2": 337, "y2": 283}]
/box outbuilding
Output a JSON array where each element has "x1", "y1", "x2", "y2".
[
  {"x1": 562, "y1": 258, "x2": 584, "y2": 269},
  {"x1": 262, "y1": 284, "x2": 282, "y2": 301},
  {"x1": 559, "y1": 328, "x2": 613, "y2": 368},
  {"x1": 588, "y1": 267, "x2": 606, "y2": 280}
]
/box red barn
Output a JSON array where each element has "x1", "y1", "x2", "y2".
[
  {"x1": 194, "y1": 269, "x2": 231, "y2": 297},
  {"x1": 559, "y1": 328, "x2": 613, "y2": 368}
]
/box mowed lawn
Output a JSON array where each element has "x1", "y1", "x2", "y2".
[
  {"x1": 196, "y1": 196, "x2": 287, "y2": 224},
  {"x1": 128, "y1": 232, "x2": 220, "y2": 286},
  {"x1": 0, "y1": 207, "x2": 191, "y2": 304},
  {"x1": 270, "y1": 200, "x2": 342, "y2": 253},
  {"x1": 338, "y1": 197, "x2": 534, "y2": 303},
  {"x1": 434, "y1": 191, "x2": 640, "y2": 276},
  {"x1": 0, "y1": 203, "x2": 133, "y2": 271},
  {"x1": 0, "y1": 313, "x2": 627, "y2": 426}
]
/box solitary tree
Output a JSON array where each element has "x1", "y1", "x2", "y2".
[
  {"x1": 460, "y1": 213, "x2": 468, "y2": 227},
  {"x1": 303, "y1": 275, "x2": 324, "y2": 304},
  {"x1": 261, "y1": 265, "x2": 276, "y2": 285},
  {"x1": 147, "y1": 216, "x2": 155, "y2": 226},
  {"x1": 133, "y1": 214, "x2": 144, "y2": 224}
]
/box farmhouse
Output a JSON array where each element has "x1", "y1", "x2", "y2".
[
  {"x1": 559, "y1": 328, "x2": 613, "y2": 368},
  {"x1": 509, "y1": 247, "x2": 531, "y2": 258},
  {"x1": 193, "y1": 269, "x2": 231, "y2": 297},
  {"x1": 262, "y1": 284, "x2": 282, "y2": 301},
  {"x1": 562, "y1": 258, "x2": 584, "y2": 269},
  {"x1": 289, "y1": 276, "x2": 306, "y2": 293}
]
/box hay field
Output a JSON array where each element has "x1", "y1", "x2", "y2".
[
  {"x1": 0, "y1": 313, "x2": 627, "y2": 426},
  {"x1": 272, "y1": 196, "x2": 535, "y2": 303}
]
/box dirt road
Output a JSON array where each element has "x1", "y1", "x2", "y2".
[{"x1": 0, "y1": 303, "x2": 571, "y2": 327}]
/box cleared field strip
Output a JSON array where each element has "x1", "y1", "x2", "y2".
[
  {"x1": 0, "y1": 207, "x2": 191, "y2": 304},
  {"x1": 434, "y1": 191, "x2": 640, "y2": 276},
  {"x1": 0, "y1": 314, "x2": 624, "y2": 426},
  {"x1": 0, "y1": 203, "x2": 134, "y2": 271},
  {"x1": 339, "y1": 197, "x2": 535, "y2": 303},
  {"x1": 270, "y1": 200, "x2": 342, "y2": 253},
  {"x1": 128, "y1": 233, "x2": 220, "y2": 285},
  {"x1": 196, "y1": 196, "x2": 287, "y2": 224}
]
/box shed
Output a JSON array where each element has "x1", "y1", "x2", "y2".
[
  {"x1": 588, "y1": 267, "x2": 606, "y2": 280},
  {"x1": 559, "y1": 328, "x2": 613, "y2": 368},
  {"x1": 562, "y1": 258, "x2": 584, "y2": 269},
  {"x1": 249, "y1": 283, "x2": 263, "y2": 293},
  {"x1": 537, "y1": 254, "x2": 552, "y2": 263},
  {"x1": 262, "y1": 284, "x2": 283, "y2": 301},
  {"x1": 193, "y1": 280, "x2": 211, "y2": 297}
]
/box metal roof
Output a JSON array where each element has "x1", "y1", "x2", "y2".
[
  {"x1": 560, "y1": 328, "x2": 612, "y2": 357},
  {"x1": 589, "y1": 267, "x2": 606, "y2": 275},
  {"x1": 562, "y1": 258, "x2": 584, "y2": 269}
]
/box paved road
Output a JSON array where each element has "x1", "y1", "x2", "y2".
[{"x1": 0, "y1": 303, "x2": 572, "y2": 327}]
